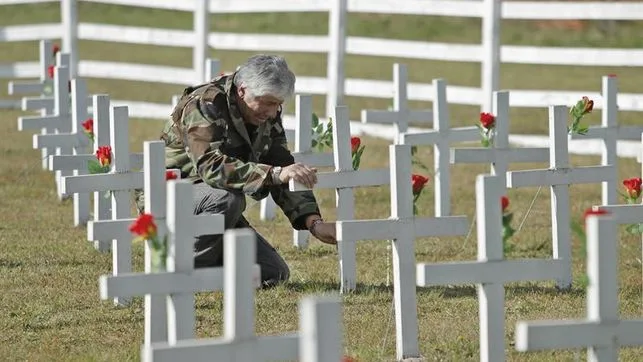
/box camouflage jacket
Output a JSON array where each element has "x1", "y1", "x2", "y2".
[{"x1": 159, "y1": 73, "x2": 320, "y2": 230}]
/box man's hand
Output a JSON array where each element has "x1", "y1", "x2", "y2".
[
  {"x1": 311, "y1": 222, "x2": 337, "y2": 245},
  {"x1": 278, "y1": 162, "x2": 317, "y2": 189}
]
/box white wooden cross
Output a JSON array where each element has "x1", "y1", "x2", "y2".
[
  {"x1": 416, "y1": 174, "x2": 566, "y2": 362},
  {"x1": 290, "y1": 106, "x2": 391, "y2": 293},
  {"x1": 141, "y1": 228, "x2": 341, "y2": 362},
  {"x1": 400, "y1": 78, "x2": 479, "y2": 216},
  {"x1": 261, "y1": 95, "x2": 335, "y2": 248},
  {"x1": 507, "y1": 105, "x2": 616, "y2": 289},
  {"x1": 17, "y1": 59, "x2": 74, "y2": 198},
  {"x1": 61, "y1": 105, "x2": 144, "y2": 294},
  {"x1": 450, "y1": 91, "x2": 550, "y2": 190},
  {"x1": 361, "y1": 63, "x2": 433, "y2": 144},
  {"x1": 8, "y1": 40, "x2": 54, "y2": 101},
  {"x1": 569, "y1": 75, "x2": 643, "y2": 206},
  {"x1": 335, "y1": 144, "x2": 470, "y2": 361},
  {"x1": 32, "y1": 78, "x2": 91, "y2": 226},
  {"x1": 514, "y1": 213, "x2": 643, "y2": 361},
  {"x1": 99, "y1": 181, "x2": 259, "y2": 349}
]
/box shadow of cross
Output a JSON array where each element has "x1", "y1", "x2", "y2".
[
  {"x1": 99, "y1": 183, "x2": 260, "y2": 352},
  {"x1": 289, "y1": 106, "x2": 391, "y2": 293},
  {"x1": 18, "y1": 57, "x2": 74, "y2": 199},
  {"x1": 400, "y1": 78, "x2": 480, "y2": 217},
  {"x1": 361, "y1": 63, "x2": 433, "y2": 144},
  {"x1": 60, "y1": 105, "x2": 143, "y2": 305},
  {"x1": 142, "y1": 228, "x2": 341, "y2": 362},
  {"x1": 416, "y1": 174, "x2": 566, "y2": 362},
  {"x1": 50, "y1": 94, "x2": 143, "y2": 251},
  {"x1": 334, "y1": 144, "x2": 470, "y2": 361},
  {"x1": 507, "y1": 105, "x2": 616, "y2": 290},
  {"x1": 569, "y1": 76, "x2": 643, "y2": 206},
  {"x1": 261, "y1": 94, "x2": 335, "y2": 249},
  {"x1": 32, "y1": 78, "x2": 91, "y2": 226},
  {"x1": 449, "y1": 91, "x2": 550, "y2": 192},
  {"x1": 514, "y1": 214, "x2": 643, "y2": 360}
]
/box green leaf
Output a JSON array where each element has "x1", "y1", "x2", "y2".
[
  {"x1": 311, "y1": 139, "x2": 317, "y2": 148},
  {"x1": 311, "y1": 113, "x2": 319, "y2": 128},
  {"x1": 503, "y1": 213, "x2": 514, "y2": 224},
  {"x1": 87, "y1": 160, "x2": 109, "y2": 174}
]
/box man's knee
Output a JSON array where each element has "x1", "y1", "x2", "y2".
[{"x1": 194, "y1": 185, "x2": 246, "y2": 227}]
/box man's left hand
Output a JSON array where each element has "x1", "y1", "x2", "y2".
[{"x1": 311, "y1": 221, "x2": 337, "y2": 245}]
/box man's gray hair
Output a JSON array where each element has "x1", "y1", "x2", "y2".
[{"x1": 233, "y1": 54, "x2": 296, "y2": 101}]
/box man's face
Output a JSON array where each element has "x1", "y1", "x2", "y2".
[{"x1": 237, "y1": 86, "x2": 283, "y2": 126}]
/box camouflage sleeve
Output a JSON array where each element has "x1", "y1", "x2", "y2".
[
  {"x1": 184, "y1": 96, "x2": 273, "y2": 194},
  {"x1": 261, "y1": 116, "x2": 321, "y2": 230}
]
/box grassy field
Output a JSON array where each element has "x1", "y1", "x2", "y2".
[{"x1": 1, "y1": 2, "x2": 643, "y2": 361}]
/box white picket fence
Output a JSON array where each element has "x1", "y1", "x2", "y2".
[{"x1": 2, "y1": 0, "x2": 643, "y2": 119}]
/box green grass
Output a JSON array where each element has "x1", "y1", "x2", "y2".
[{"x1": 1, "y1": 2, "x2": 643, "y2": 361}]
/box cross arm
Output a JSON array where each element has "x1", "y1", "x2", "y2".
[
  {"x1": 336, "y1": 219, "x2": 398, "y2": 241},
  {"x1": 8, "y1": 81, "x2": 44, "y2": 95},
  {"x1": 34, "y1": 132, "x2": 85, "y2": 149},
  {"x1": 417, "y1": 259, "x2": 565, "y2": 286},
  {"x1": 507, "y1": 168, "x2": 562, "y2": 188},
  {"x1": 414, "y1": 216, "x2": 469, "y2": 237},
  {"x1": 401, "y1": 127, "x2": 479, "y2": 146},
  {"x1": 89, "y1": 214, "x2": 224, "y2": 242},
  {"x1": 289, "y1": 169, "x2": 389, "y2": 191},
  {"x1": 142, "y1": 333, "x2": 299, "y2": 362},
  {"x1": 62, "y1": 172, "x2": 143, "y2": 194},
  {"x1": 361, "y1": 109, "x2": 433, "y2": 125},
  {"x1": 18, "y1": 114, "x2": 65, "y2": 131},
  {"x1": 49, "y1": 153, "x2": 144, "y2": 172},
  {"x1": 593, "y1": 204, "x2": 643, "y2": 225},
  {"x1": 568, "y1": 125, "x2": 643, "y2": 142},
  {"x1": 515, "y1": 319, "x2": 643, "y2": 351},
  {"x1": 21, "y1": 97, "x2": 53, "y2": 112}
]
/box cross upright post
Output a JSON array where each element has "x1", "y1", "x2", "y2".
[
  {"x1": 450, "y1": 91, "x2": 550, "y2": 189},
  {"x1": 34, "y1": 78, "x2": 91, "y2": 226},
  {"x1": 334, "y1": 144, "x2": 470, "y2": 361},
  {"x1": 416, "y1": 174, "x2": 566, "y2": 362},
  {"x1": 8, "y1": 40, "x2": 54, "y2": 97},
  {"x1": 507, "y1": 105, "x2": 616, "y2": 289},
  {"x1": 361, "y1": 63, "x2": 433, "y2": 144},
  {"x1": 400, "y1": 78, "x2": 479, "y2": 216},
  {"x1": 514, "y1": 214, "x2": 643, "y2": 360},
  {"x1": 290, "y1": 106, "x2": 391, "y2": 292}
]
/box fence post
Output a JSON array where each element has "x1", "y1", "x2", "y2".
[
  {"x1": 193, "y1": 0, "x2": 210, "y2": 82},
  {"x1": 61, "y1": 0, "x2": 79, "y2": 78},
  {"x1": 326, "y1": 0, "x2": 347, "y2": 118},
  {"x1": 481, "y1": 0, "x2": 501, "y2": 113}
]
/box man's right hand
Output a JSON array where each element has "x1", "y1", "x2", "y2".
[{"x1": 278, "y1": 162, "x2": 318, "y2": 189}]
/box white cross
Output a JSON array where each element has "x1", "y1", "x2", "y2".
[
  {"x1": 361, "y1": 63, "x2": 433, "y2": 144},
  {"x1": 61, "y1": 104, "x2": 145, "y2": 305},
  {"x1": 507, "y1": 105, "x2": 616, "y2": 289},
  {"x1": 416, "y1": 174, "x2": 566, "y2": 362},
  {"x1": 569, "y1": 75, "x2": 643, "y2": 206},
  {"x1": 141, "y1": 228, "x2": 340, "y2": 362},
  {"x1": 32, "y1": 78, "x2": 91, "y2": 226},
  {"x1": 290, "y1": 106, "x2": 391, "y2": 293},
  {"x1": 400, "y1": 78, "x2": 479, "y2": 216},
  {"x1": 99, "y1": 181, "x2": 256, "y2": 350},
  {"x1": 335, "y1": 144, "x2": 470, "y2": 361},
  {"x1": 514, "y1": 214, "x2": 643, "y2": 361},
  {"x1": 8, "y1": 40, "x2": 54, "y2": 99},
  {"x1": 450, "y1": 91, "x2": 550, "y2": 189},
  {"x1": 260, "y1": 95, "x2": 334, "y2": 248},
  {"x1": 17, "y1": 58, "x2": 74, "y2": 198}
]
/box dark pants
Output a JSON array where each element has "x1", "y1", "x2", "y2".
[{"x1": 191, "y1": 182, "x2": 290, "y2": 288}]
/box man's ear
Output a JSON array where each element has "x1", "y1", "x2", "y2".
[{"x1": 237, "y1": 86, "x2": 246, "y2": 99}]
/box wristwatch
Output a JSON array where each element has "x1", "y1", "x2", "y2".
[{"x1": 271, "y1": 166, "x2": 282, "y2": 185}]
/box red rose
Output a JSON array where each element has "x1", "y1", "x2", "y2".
[
  {"x1": 623, "y1": 177, "x2": 642, "y2": 199},
  {"x1": 607, "y1": 74, "x2": 617, "y2": 78},
  {"x1": 350, "y1": 137, "x2": 361, "y2": 154},
  {"x1": 129, "y1": 213, "x2": 158, "y2": 240},
  {"x1": 81, "y1": 118, "x2": 93, "y2": 133},
  {"x1": 47, "y1": 65, "x2": 55, "y2": 79},
  {"x1": 95, "y1": 145, "x2": 112, "y2": 167},
  {"x1": 411, "y1": 174, "x2": 429, "y2": 195},
  {"x1": 479, "y1": 112, "x2": 495, "y2": 129},
  {"x1": 581, "y1": 96, "x2": 594, "y2": 114},
  {"x1": 165, "y1": 170, "x2": 178, "y2": 181},
  {"x1": 501, "y1": 196, "x2": 509, "y2": 212}
]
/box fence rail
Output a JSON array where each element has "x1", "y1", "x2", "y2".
[{"x1": 1, "y1": 0, "x2": 643, "y2": 117}]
